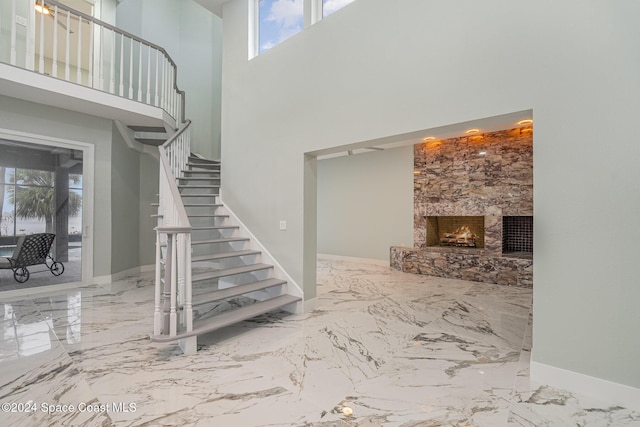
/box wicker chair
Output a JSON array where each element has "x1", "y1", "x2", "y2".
[{"x1": 0, "y1": 233, "x2": 64, "y2": 283}]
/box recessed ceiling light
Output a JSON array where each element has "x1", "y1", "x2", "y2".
[
  {"x1": 518, "y1": 119, "x2": 533, "y2": 125},
  {"x1": 423, "y1": 137, "x2": 436, "y2": 142},
  {"x1": 465, "y1": 129, "x2": 480, "y2": 134}
]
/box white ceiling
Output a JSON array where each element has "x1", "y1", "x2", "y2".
[{"x1": 192, "y1": 0, "x2": 228, "y2": 17}]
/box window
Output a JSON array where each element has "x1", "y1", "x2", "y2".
[
  {"x1": 258, "y1": 0, "x2": 304, "y2": 54},
  {"x1": 322, "y1": 0, "x2": 355, "y2": 18},
  {"x1": 251, "y1": 0, "x2": 358, "y2": 57}
]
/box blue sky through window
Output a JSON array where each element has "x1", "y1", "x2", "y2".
[
  {"x1": 322, "y1": 0, "x2": 355, "y2": 18},
  {"x1": 259, "y1": 0, "x2": 304, "y2": 53}
]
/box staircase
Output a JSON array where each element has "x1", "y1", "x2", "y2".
[{"x1": 151, "y1": 150, "x2": 302, "y2": 354}]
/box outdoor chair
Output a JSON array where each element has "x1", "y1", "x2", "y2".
[{"x1": 0, "y1": 233, "x2": 64, "y2": 283}]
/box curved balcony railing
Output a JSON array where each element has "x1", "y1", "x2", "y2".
[{"x1": 1, "y1": 0, "x2": 185, "y2": 124}]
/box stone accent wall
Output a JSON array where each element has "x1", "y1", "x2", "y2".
[
  {"x1": 393, "y1": 126, "x2": 533, "y2": 287},
  {"x1": 414, "y1": 126, "x2": 533, "y2": 252}
]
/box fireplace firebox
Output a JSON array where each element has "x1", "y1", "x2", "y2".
[{"x1": 426, "y1": 216, "x2": 485, "y2": 249}]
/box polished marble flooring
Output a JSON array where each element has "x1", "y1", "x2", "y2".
[{"x1": 0, "y1": 258, "x2": 638, "y2": 426}]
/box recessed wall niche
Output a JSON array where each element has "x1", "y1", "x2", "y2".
[{"x1": 392, "y1": 125, "x2": 534, "y2": 287}]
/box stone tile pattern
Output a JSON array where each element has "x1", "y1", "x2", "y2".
[
  {"x1": 400, "y1": 127, "x2": 533, "y2": 286},
  {"x1": 1, "y1": 261, "x2": 638, "y2": 426}
]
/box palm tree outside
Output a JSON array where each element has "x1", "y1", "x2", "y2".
[{"x1": 6, "y1": 169, "x2": 82, "y2": 234}]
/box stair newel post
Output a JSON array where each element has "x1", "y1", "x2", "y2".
[
  {"x1": 154, "y1": 229, "x2": 162, "y2": 336},
  {"x1": 184, "y1": 232, "x2": 193, "y2": 333},
  {"x1": 169, "y1": 232, "x2": 178, "y2": 337},
  {"x1": 162, "y1": 230, "x2": 173, "y2": 335},
  {"x1": 177, "y1": 232, "x2": 186, "y2": 321}
]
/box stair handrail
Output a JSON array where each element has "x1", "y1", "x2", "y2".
[
  {"x1": 5, "y1": 0, "x2": 186, "y2": 124},
  {"x1": 154, "y1": 121, "x2": 192, "y2": 341}
]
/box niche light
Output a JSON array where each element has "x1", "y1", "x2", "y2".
[
  {"x1": 465, "y1": 128, "x2": 480, "y2": 134},
  {"x1": 518, "y1": 119, "x2": 533, "y2": 125},
  {"x1": 423, "y1": 137, "x2": 436, "y2": 142}
]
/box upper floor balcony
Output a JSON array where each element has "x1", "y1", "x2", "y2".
[{"x1": 0, "y1": 0, "x2": 184, "y2": 130}]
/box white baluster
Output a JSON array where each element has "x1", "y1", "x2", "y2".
[
  {"x1": 76, "y1": 16, "x2": 82, "y2": 83},
  {"x1": 110, "y1": 30, "x2": 116, "y2": 94},
  {"x1": 10, "y1": 0, "x2": 17, "y2": 65},
  {"x1": 52, "y1": 6, "x2": 58, "y2": 77},
  {"x1": 64, "y1": 10, "x2": 70, "y2": 80},
  {"x1": 119, "y1": 34, "x2": 124, "y2": 96},
  {"x1": 138, "y1": 43, "x2": 143, "y2": 101},
  {"x1": 161, "y1": 58, "x2": 166, "y2": 110},
  {"x1": 88, "y1": 21, "x2": 94, "y2": 87},
  {"x1": 25, "y1": 3, "x2": 35, "y2": 71},
  {"x1": 146, "y1": 45, "x2": 152, "y2": 104},
  {"x1": 98, "y1": 26, "x2": 104, "y2": 90},
  {"x1": 128, "y1": 38, "x2": 134, "y2": 98},
  {"x1": 154, "y1": 50, "x2": 160, "y2": 106},
  {"x1": 38, "y1": 0, "x2": 45, "y2": 73}
]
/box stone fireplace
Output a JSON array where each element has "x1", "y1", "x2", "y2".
[
  {"x1": 427, "y1": 216, "x2": 485, "y2": 248},
  {"x1": 391, "y1": 126, "x2": 533, "y2": 287}
]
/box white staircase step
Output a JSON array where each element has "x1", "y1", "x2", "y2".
[
  {"x1": 192, "y1": 263, "x2": 273, "y2": 282},
  {"x1": 150, "y1": 294, "x2": 301, "y2": 343},
  {"x1": 188, "y1": 156, "x2": 220, "y2": 164},
  {"x1": 192, "y1": 278, "x2": 286, "y2": 306},
  {"x1": 192, "y1": 249, "x2": 261, "y2": 262},
  {"x1": 188, "y1": 164, "x2": 220, "y2": 170},
  {"x1": 191, "y1": 237, "x2": 250, "y2": 245},
  {"x1": 183, "y1": 203, "x2": 222, "y2": 207},
  {"x1": 178, "y1": 184, "x2": 220, "y2": 189},
  {"x1": 188, "y1": 214, "x2": 228, "y2": 218},
  {"x1": 182, "y1": 170, "x2": 220, "y2": 175},
  {"x1": 192, "y1": 225, "x2": 238, "y2": 231},
  {"x1": 180, "y1": 194, "x2": 219, "y2": 197},
  {"x1": 178, "y1": 177, "x2": 220, "y2": 181}
]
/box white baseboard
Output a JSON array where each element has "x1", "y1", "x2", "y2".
[
  {"x1": 530, "y1": 361, "x2": 640, "y2": 412},
  {"x1": 318, "y1": 253, "x2": 389, "y2": 267},
  {"x1": 0, "y1": 280, "x2": 85, "y2": 301},
  {"x1": 303, "y1": 297, "x2": 318, "y2": 313},
  {"x1": 93, "y1": 264, "x2": 155, "y2": 285}
]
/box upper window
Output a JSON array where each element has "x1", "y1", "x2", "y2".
[
  {"x1": 259, "y1": 0, "x2": 304, "y2": 54},
  {"x1": 322, "y1": 0, "x2": 356, "y2": 18}
]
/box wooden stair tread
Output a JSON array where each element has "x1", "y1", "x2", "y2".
[
  {"x1": 191, "y1": 237, "x2": 249, "y2": 245},
  {"x1": 192, "y1": 263, "x2": 273, "y2": 282},
  {"x1": 187, "y1": 214, "x2": 228, "y2": 218},
  {"x1": 192, "y1": 278, "x2": 286, "y2": 306},
  {"x1": 192, "y1": 225, "x2": 238, "y2": 230},
  {"x1": 183, "y1": 203, "x2": 222, "y2": 207},
  {"x1": 150, "y1": 294, "x2": 300, "y2": 343},
  {"x1": 192, "y1": 249, "x2": 261, "y2": 262}
]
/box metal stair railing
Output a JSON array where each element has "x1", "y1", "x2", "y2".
[{"x1": 3, "y1": 0, "x2": 186, "y2": 124}]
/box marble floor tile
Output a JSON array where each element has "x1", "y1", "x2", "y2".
[{"x1": 0, "y1": 258, "x2": 638, "y2": 426}]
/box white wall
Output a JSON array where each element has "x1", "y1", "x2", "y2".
[
  {"x1": 116, "y1": 0, "x2": 223, "y2": 158},
  {"x1": 317, "y1": 147, "x2": 413, "y2": 260},
  {"x1": 221, "y1": 0, "x2": 640, "y2": 394}
]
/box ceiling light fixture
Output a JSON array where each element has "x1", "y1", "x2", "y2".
[
  {"x1": 35, "y1": 3, "x2": 50, "y2": 14},
  {"x1": 517, "y1": 119, "x2": 533, "y2": 125},
  {"x1": 465, "y1": 129, "x2": 480, "y2": 134}
]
